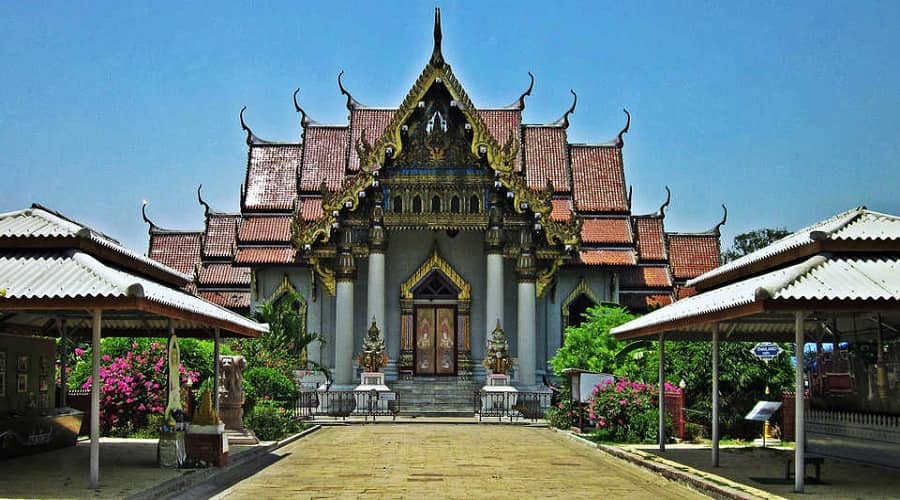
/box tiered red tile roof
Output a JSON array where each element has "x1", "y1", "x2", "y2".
[
  {"x1": 145, "y1": 27, "x2": 725, "y2": 314},
  {"x1": 667, "y1": 234, "x2": 721, "y2": 280},
  {"x1": 299, "y1": 126, "x2": 349, "y2": 192},
  {"x1": 204, "y1": 213, "x2": 240, "y2": 259},
  {"x1": 634, "y1": 217, "x2": 667, "y2": 261},
  {"x1": 571, "y1": 145, "x2": 627, "y2": 212},
  {"x1": 148, "y1": 232, "x2": 202, "y2": 276},
  {"x1": 243, "y1": 144, "x2": 300, "y2": 211},
  {"x1": 523, "y1": 127, "x2": 570, "y2": 192},
  {"x1": 580, "y1": 218, "x2": 632, "y2": 245}
]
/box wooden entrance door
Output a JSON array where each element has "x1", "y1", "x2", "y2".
[{"x1": 414, "y1": 306, "x2": 456, "y2": 375}]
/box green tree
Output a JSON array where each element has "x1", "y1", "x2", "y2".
[
  {"x1": 722, "y1": 227, "x2": 791, "y2": 262},
  {"x1": 550, "y1": 305, "x2": 638, "y2": 376},
  {"x1": 239, "y1": 289, "x2": 325, "y2": 377}
]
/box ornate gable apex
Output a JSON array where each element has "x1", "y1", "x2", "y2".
[
  {"x1": 358, "y1": 9, "x2": 518, "y2": 176},
  {"x1": 296, "y1": 9, "x2": 580, "y2": 252}
]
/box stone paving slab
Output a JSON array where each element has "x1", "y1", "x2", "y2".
[
  {"x1": 0, "y1": 437, "x2": 266, "y2": 499},
  {"x1": 212, "y1": 425, "x2": 706, "y2": 499}
]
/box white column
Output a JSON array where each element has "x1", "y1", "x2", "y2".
[
  {"x1": 90, "y1": 310, "x2": 102, "y2": 489},
  {"x1": 334, "y1": 280, "x2": 355, "y2": 385},
  {"x1": 794, "y1": 311, "x2": 806, "y2": 493},
  {"x1": 367, "y1": 251, "x2": 386, "y2": 332},
  {"x1": 712, "y1": 323, "x2": 720, "y2": 467},
  {"x1": 213, "y1": 328, "x2": 221, "y2": 412},
  {"x1": 658, "y1": 332, "x2": 666, "y2": 452},
  {"x1": 517, "y1": 281, "x2": 536, "y2": 387},
  {"x1": 486, "y1": 253, "x2": 504, "y2": 333}
]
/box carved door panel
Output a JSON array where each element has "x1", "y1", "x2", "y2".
[{"x1": 414, "y1": 306, "x2": 456, "y2": 375}]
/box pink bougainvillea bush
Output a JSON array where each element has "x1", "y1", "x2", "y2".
[
  {"x1": 586, "y1": 378, "x2": 678, "y2": 443},
  {"x1": 77, "y1": 341, "x2": 198, "y2": 435}
]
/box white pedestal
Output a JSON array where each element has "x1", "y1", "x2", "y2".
[
  {"x1": 487, "y1": 374, "x2": 510, "y2": 386},
  {"x1": 481, "y1": 384, "x2": 518, "y2": 411},
  {"x1": 355, "y1": 372, "x2": 390, "y2": 413}
]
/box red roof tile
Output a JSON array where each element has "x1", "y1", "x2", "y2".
[
  {"x1": 234, "y1": 247, "x2": 296, "y2": 265},
  {"x1": 300, "y1": 126, "x2": 349, "y2": 192},
  {"x1": 619, "y1": 293, "x2": 674, "y2": 312},
  {"x1": 243, "y1": 144, "x2": 300, "y2": 211},
  {"x1": 523, "y1": 127, "x2": 570, "y2": 192},
  {"x1": 348, "y1": 109, "x2": 395, "y2": 172},
  {"x1": 148, "y1": 232, "x2": 202, "y2": 276},
  {"x1": 550, "y1": 198, "x2": 573, "y2": 222},
  {"x1": 204, "y1": 214, "x2": 240, "y2": 258},
  {"x1": 581, "y1": 218, "x2": 632, "y2": 244},
  {"x1": 479, "y1": 110, "x2": 522, "y2": 171},
  {"x1": 579, "y1": 249, "x2": 636, "y2": 266},
  {"x1": 239, "y1": 216, "x2": 292, "y2": 243},
  {"x1": 676, "y1": 286, "x2": 697, "y2": 299},
  {"x1": 199, "y1": 291, "x2": 250, "y2": 310},
  {"x1": 635, "y1": 217, "x2": 667, "y2": 261},
  {"x1": 571, "y1": 145, "x2": 627, "y2": 212},
  {"x1": 667, "y1": 234, "x2": 721, "y2": 279},
  {"x1": 619, "y1": 266, "x2": 672, "y2": 288},
  {"x1": 198, "y1": 263, "x2": 251, "y2": 286},
  {"x1": 299, "y1": 197, "x2": 323, "y2": 222}
]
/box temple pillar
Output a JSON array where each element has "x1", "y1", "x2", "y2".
[
  {"x1": 516, "y1": 229, "x2": 537, "y2": 387},
  {"x1": 334, "y1": 226, "x2": 356, "y2": 385},
  {"x1": 485, "y1": 191, "x2": 505, "y2": 336},
  {"x1": 367, "y1": 224, "x2": 386, "y2": 337}
]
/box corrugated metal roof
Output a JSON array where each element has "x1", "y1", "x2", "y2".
[
  {"x1": 687, "y1": 207, "x2": 895, "y2": 288},
  {"x1": 612, "y1": 255, "x2": 899, "y2": 338},
  {"x1": 0, "y1": 206, "x2": 192, "y2": 283},
  {"x1": 0, "y1": 250, "x2": 266, "y2": 335}
]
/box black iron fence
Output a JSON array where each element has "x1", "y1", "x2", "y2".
[
  {"x1": 474, "y1": 390, "x2": 552, "y2": 422},
  {"x1": 293, "y1": 390, "x2": 400, "y2": 421}
]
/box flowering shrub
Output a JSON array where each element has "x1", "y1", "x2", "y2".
[
  {"x1": 76, "y1": 341, "x2": 199, "y2": 435},
  {"x1": 586, "y1": 378, "x2": 676, "y2": 443},
  {"x1": 544, "y1": 384, "x2": 585, "y2": 430}
]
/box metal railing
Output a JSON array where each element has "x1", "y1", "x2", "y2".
[
  {"x1": 294, "y1": 390, "x2": 400, "y2": 421},
  {"x1": 474, "y1": 390, "x2": 552, "y2": 422}
]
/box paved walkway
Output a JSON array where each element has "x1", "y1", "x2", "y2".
[{"x1": 211, "y1": 425, "x2": 705, "y2": 499}]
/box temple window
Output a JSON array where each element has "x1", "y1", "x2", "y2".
[
  {"x1": 413, "y1": 195, "x2": 422, "y2": 214},
  {"x1": 393, "y1": 196, "x2": 403, "y2": 213},
  {"x1": 431, "y1": 195, "x2": 441, "y2": 213},
  {"x1": 450, "y1": 196, "x2": 460, "y2": 213},
  {"x1": 469, "y1": 194, "x2": 480, "y2": 213}
]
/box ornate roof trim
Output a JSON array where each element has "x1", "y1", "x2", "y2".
[
  {"x1": 338, "y1": 71, "x2": 365, "y2": 110},
  {"x1": 502, "y1": 71, "x2": 534, "y2": 110},
  {"x1": 400, "y1": 245, "x2": 471, "y2": 301},
  {"x1": 239, "y1": 106, "x2": 277, "y2": 145},
  {"x1": 293, "y1": 88, "x2": 317, "y2": 128},
  {"x1": 430, "y1": 8, "x2": 444, "y2": 66},
  {"x1": 549, "y1": 89, "x2": 577, "y2": 128}
]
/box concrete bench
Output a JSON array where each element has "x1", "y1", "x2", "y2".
[{"x1": 785, "y1": 455, "x2": 824, "y2": 483}]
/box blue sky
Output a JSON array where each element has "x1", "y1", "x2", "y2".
[{"x1": 2, "y1": 1, "x2": 898, "y2": 253}]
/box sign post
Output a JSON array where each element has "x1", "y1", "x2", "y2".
[{"x1": 750, "y1": 343, "x2": 785, "y2": 445}]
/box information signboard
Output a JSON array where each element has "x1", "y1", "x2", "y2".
[{"x1": 751, "y1": 342, "x2": 783, "y2": 361}]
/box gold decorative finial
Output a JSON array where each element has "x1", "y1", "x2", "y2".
[{"x1": 430, "y1": 8, "x2": 444, "y2": 66}]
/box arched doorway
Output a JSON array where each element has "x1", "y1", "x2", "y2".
[
  {"x1": 561, "y1": 277, "x2": 600, "y2": 342},
  {"x1": 399, "y1": 247, "x2": 472, "y2": 376}
]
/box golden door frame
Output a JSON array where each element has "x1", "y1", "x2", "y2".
[{"x1": 399, "y1": 247, "x2": 471, "y2": 376}]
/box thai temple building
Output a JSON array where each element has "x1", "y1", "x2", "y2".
[{"x1": 145, "y1": 10, "x2": 723, "y2": 388}]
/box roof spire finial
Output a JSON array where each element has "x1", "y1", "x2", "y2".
[
  {"x1": 292, "y1": 88, "x2": 313, "y2": 127},
  {"x1": 712, "y1": 204, "x2": 728, "y2": 235},
  {"x1": 510, "y1": 71, "x2": 535, "y2": 110},
  {"x1": 240, "y1": 106, "x2": 256, "y2": 146},
  {"x1": 337, "y1": 71, "x2": 362, "y2": 110},
  {"x1": 657, "y1": 186, "x2": 671, "y2": 217},
  {"x1": 430, "y1": 7, "x2": 445, "y2": 66},
  {"x1": 141, "y1": 200, "x2": 157, "y2": 232},
  {"x1": 551, "y1": 89, "x2": 577, "y2": 128},
  {"x1": 627, "y1": 185, "x2": 633, "y2": 210},
  {"x1": 197, "y1": 184, "x2": 210, "y2": 217},
  {"x1": 615, "y1": 108, "x2": 631, "y2": 148}
]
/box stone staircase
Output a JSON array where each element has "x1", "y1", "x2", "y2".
[{"x1": 391, "y1": 376, "x2": 478, "y2": 417}]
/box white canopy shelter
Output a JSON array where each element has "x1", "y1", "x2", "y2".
[
  {"x1": 0, "y1": 205, "x2": 267, "y2": 489},
  {"x1": 611, "y1": 207, "x2": 900, "y2": 493}
]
